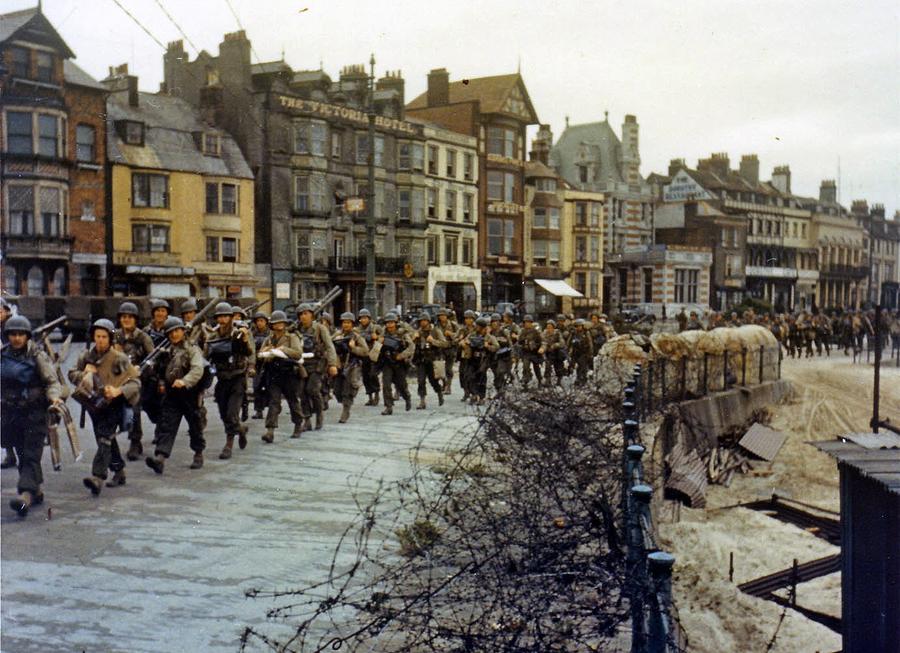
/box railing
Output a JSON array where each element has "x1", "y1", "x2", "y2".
[
  {"x1": 0, "y1": 233, "x2": 74, "y2": 258},
  {"x1": 820, "y1": 263, "x2": 868, "y2": 278},
  {"x1": 328, "y1": 255, "x2": 407, "y2": 274}
]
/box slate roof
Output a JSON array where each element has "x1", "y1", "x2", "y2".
[
  {"x1": 63, "y1": 60, "x2": 106, "y2": 91},
  {"x1": 251, "y1": 61, "x2": 291, "y2": 76},
  {"x1": 550, "y1": 120, "x2": 627, "y2": 187},
  {"x1": 0, "y1": 6, "x2": 75, "y2": 58},
  {"x1": 406, "y1": 72, "x2": 538, "y2": 121},
  {"x1": 106, "y1": 91, "x2": 252, "y2": 179}
]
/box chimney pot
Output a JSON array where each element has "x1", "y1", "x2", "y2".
[{"x1": 427, "y1": 68, "x2": 450, "y2": 107}]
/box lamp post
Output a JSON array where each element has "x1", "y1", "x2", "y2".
[{"x1": 363, "y1": 54, "x2": 378, "y2": 315}]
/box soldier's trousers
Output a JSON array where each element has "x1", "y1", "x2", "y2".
[
  {"x1": 574, "y1": 356, "x2": 592, "y2": 383},
  {"x1": 464, "y1": 357, "x2": 487, "y2": 398},
  {"x1": 266, "y1": 371, "x2": 304, "y2": 428},
  {"x1": 443, "y1": 349, "x2": 456, "y2": 387},
  {"x1": 334, "y1": 365, "x2": 362, "y2": 406},
  {"x1": 521, "y1": 353, "x2": 544, "y2": 386},
  {"x1": 1, "y1": 401, "x2": 47, "y2": 494},
  {"x1": 214, "y1": 374, "x2": 245, "y2": 436},
  {"x1": 416, "y1": 359, "x2": 443, "y2": 398},
  {"x1": 302, "y1": 367, "x2": 324, "y2": 417},
  {"x1": 381, "y1": 362, "x2": 411, "y2": 407},
  {"x1": 544, "y1": 354, "x2": 565, "y2": 383},
  {"x1": 90, "y1": 403, "x2": 126, "y2": 479},
  {"x1": 493, "y1": 355, "x2": 512, "y2": 392},
  {"x1": 362, "y1": 359, "x2": 380, "y2": 395},
  {"x1": 140, "y1": 380, "x2": 163, "y2": 425},
  {"x1": 154, "y1": 389, "x2": 205, "y2": 458},
  {"x1": 252, "y1": 373, "x2": 267, "y2": 414}
]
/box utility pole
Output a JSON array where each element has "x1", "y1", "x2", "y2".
[{"x1": 363, "y1": 54, "x2": 378, "y2": 315}]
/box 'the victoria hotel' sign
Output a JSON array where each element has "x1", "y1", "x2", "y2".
[{"x1": 277, "y1": 95, "x2": 419, "y2": 135}]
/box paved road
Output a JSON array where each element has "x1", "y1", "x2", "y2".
[{"x1": 1, "y1": 371, "x2": 475, "y2": 653}]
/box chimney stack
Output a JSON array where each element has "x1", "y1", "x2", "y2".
[
  {"x1": 102, "y1": 63, "x2": 139, "y2": 107},
  {"x1": 771, "y1": 165, "x2": 791, "y2": 195},
  {"x1": 427, "y1": 68, "x2": 450, "y2": 107},
  {"x1": 698, "y1": 152, "x2": 730, "y2": 177},
  {"x1": 668, "y1": 158, "x2": 685, "y2": 177},
  {"x1": 739, "y1": 154, "x2": 759, "y2": 185},
  {"x1": 529, "y1": 124, "x2": 553, "y2": 165},
  {"x1": 819, "y1": 179, "x2": 837, "y2": 204}
]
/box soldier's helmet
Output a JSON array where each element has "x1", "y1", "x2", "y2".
[
  {"x1": 491, "y1": 313, "x2": 501, "y2": 322},
  {"x1": 179, "y1": 299, "x2": 198, "y2": 315},
  {"x1": 232, "y1": 307, "x2": 247, "y2": 319},
  {"x1": 504, "y1": 309, "x2": 514, "y2": 317},
  {"x1": 149, "y1": 298, "x2": 170, "y2": 312},
  {"x1": 575, "y1": 318, "x2": 586, "y2": 328},
  {"x1": 556, "y1": 313, "x2": 566, "y2": 321},
  {"x1": 163, "y1": 316, "x2": 185, "y2": 334},
  {"x1": 418, "y1": 312, "x2": 431, "y2": 322},
  {"x1": 464, "y1": 310, "x2": 476, "y2": 319},
  {"x1": 358, "y1": 308, "x2": 372, "y2": 319},
  {"x1": 384, "y1": 312, "x2": 399, "y2": 323},
  {"x1": 340, "y1": 311, "x2": 355, "y2": 322},
  {"x1": 297, "y1": 303, "x2": 314, "y2": 315},
  {"x1": 269, "y1": 310, "x2": 290, "y2": 325},
  {"x1": 3, "y1": 314, "x2": 32, "y2": 335},
  {"x1": 546, "y1": 319, "x2": 557, "y2": 327},
  {"x1": 523, "y1": 314, "x2": 534, "y2": 322},
  {"x1": 117, "y1": 301, "x2": 140, "y2": 317},
  {"x1": 253, "y1": 311, "x2": 269, "y2": 321},
  {"x1": 214, "y1": 301, "x2": 233, "y2": 317},
  {"x1": 475, "y1": 316, "x2": 490, "y2": 328},
  {"x1": 90, "y1": 318, "x2": 116, "y2": 338},
  {"x1": 436, "y1": 308, "x2": 448, "y2": 317},
  {"x1": 320, "y1": 312, "x2": 332, "y2": 323}
]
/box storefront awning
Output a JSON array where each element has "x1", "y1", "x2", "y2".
[{"x1": 534, "y1": 279, "x2": 583, "y2": 297}]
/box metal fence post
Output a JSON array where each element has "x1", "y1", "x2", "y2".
[
  {"x1": 647, "y1": 551, "x2": 676, "y2": 653},
  {"x1": 629, "y1": 484, "x2": 653, "y2": 653},
  {"x1": 723, "y1": 350, "x2": 729, "y2": 389}
]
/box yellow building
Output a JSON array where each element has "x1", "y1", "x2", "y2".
[{"x1": 104, "y1": 67, "x2": 256, "y2": 300}]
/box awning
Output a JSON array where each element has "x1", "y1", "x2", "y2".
[{"x1": 534, "y1": 279, "x2": 583, "y2": 297}]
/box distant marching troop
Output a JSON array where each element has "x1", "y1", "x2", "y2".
[{"x1": 2, "y1": 291, "x2": 899, "y2": 518}]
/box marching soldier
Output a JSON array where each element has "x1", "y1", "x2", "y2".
[
  {"x1": 250, "y1": 311, "x2": 270, "y2": 419},
  {"x1": 70, "y1": 319, "x2": 140, "y2": 496},
  {"x1": 332, "y1": 312, "x2": 370, "y2": 423},
  {"x1": 501, "y1": 309, "x2": 521, "y2": 384},
  {"x1": 455, "y1": 310, "x2": 477, "y2": 400},
  {"x1": 542, "y1": 319, "x2": 567, "y2": 384},
  {"x1": 519, "y1": 314, "x2": 544, "y2": 389},
  {"x1": 357, "y1": 308, "x2": 382, "y2": 406},
  {"x1": 180, "y1": 299, "x2": 210, "y2": 348},
  {"x1": 375, "y1": 312, "x2": 415, "y2": 415},
  {"x1": 435, "y1": 308, "x2": 458, "y2": 395},
  {"x1": 492, "y1": 312, "x2": 516, "y2": 394},
  {"x1": 686, "y1": 311, "x2": 703, "y2": 331},
  {"x1": 676, "y1": 307, "x2": 688, "y2": 332},
  {"x1": 2, "y1": 316, "x2": 63, "y2": 516},
  {"x1": 145, "y1": 299, "x2": 170, "y2": 347},
  {"x1": 145, "y1": 317, "x2": 207, "y2": 475},
  {"x1": 140, "y1": 298, "x2": 170, "y2": 430},
  {"x1": 295, "y1": 304, "x2": 339, "y2": 431},
  {"x1": 0, "y1": 298, "x2": 18, "y2": 470},
  {"x1": 114, "y1": 301, "x2": 155, "y2": 461},
  {"x1": 258, "y1": 311, "x2": 305, "y2": 442},
  {"x1": 569, "y1": 319, "x2": 595, "y2": 383},
  {"x1": 318, "y1": 312, "x2": 335, "y2": 410},
  {"x1": 204, "y1": 302, "x2": 255, "y2": 461},
  {"x1": 460, "y1": 316, "x2": 498, "y2": 404},
  {"x1": 412, "y1": 312, "x2": 447, "y2": 409}
]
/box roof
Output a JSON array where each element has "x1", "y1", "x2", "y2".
[
  {"x1": 106, "y1": 91, "x2": 252, "y2": 179},
  {"x1": 0, "y1": 6, "x2": 75, "y2": 58},
  {"x1": 525, "y1": 160, "x2": 559, "y2": 180},
  {"x1": 738, "y1": 422, "x2": 787, "y2": 461},
  {"x1": 406, "y1": 72, "x2": 538, "y2": 122},
  {"x1": 63, "y1": 60, "x2": 105, "y2": 91},
  {"x1": 550, "y1": 119, "x2": 649, "y2": 190},
  {"x1": 251, "y1": 61, "x2": 291, "y2": 76},
  {"x1": 814, "y1": 433, "x2": 900, "y2": 496}
]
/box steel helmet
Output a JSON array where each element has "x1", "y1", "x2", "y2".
[
  {"x1": 3, "y1": 314, "x2": 32, "y2": 335},
  {"x1": 436, "y1": 308, "x2": 448, "y2": 317},
  {"x1": 340, "y1": 311, "x2": 355, "y2": 322},
  {"x1": 575, "y1": 318, "x2": 586, "y2": 327},
  {"x1": 90, "y1": 318, "x2": 116, "y2": 338},
  {"x1": 297, "y1": 303, "x2": 314, "y2": 314},
  {"x1": 149, "y1": 298, "x2": 170, "y2": 312},
  {"x1": 523, "y1": 314, "x2": 534, "y2": 322},
  {"x1": 418, "y1": 312, "x2": 431, "y2": 322},
  {"x1": 117, "y1": 301, "x2": 140, "y2": 317},
  {"x1": 475, "y1": 316, "x2": 490, "y2": 327},
  {"x1": 163, "y1": 316, "x2": 185, "y2": 334},
  {"x1": 546, "y1": 319, "x2": 557, "y2": 327},
  {"x1": 383, "y1": 312, "x2": 398, "y2": 323},
  {"x1": 269, "y1": 310, "x2": 290, "y2": 325},
  {"x1": 320, "y1": 312, "x2": 332, "y2": 323},
  {"x1": 233, "y1": 306, "x2": 247, "y2": 318},
  {"x1": 253, "y1": 311, "x2": 269, "y2": 321},
  {"x1": 464, "y1": 310, "x2": 476, "y2": 319},
  {"x1": 214, "y1": 301, "x2": 233, "y2": 317},
  {"x1": 179, "y1": 299, "x2": 198, "y2": 315},
  {"x1": 556, "y1": 314, "x2": 566, "y2": 321},
  {"x1": 358, "y1": 308, "x2": 371, "y2": 319}
]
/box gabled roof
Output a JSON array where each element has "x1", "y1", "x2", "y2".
[
  {"x1": 0, "y1": 6, "x2": 75, "y2": 59},
  {"x1": 63, "y1": 60, "x2": 105, "y2": 91},
  {"x1": 406, "y1": 72, "x2": 538, "y2": 123}
]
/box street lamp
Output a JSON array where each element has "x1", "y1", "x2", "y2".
[{"x1": 363, "y1": 53, "x2": 377, "y2": 315}]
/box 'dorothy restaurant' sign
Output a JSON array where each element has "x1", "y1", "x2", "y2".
[{"x1": 277, "y1": 95, "x2": 418, "y2": 135}]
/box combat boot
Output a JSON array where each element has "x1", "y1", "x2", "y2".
[
  {"x1": 126, "y1": 440, "x2": 142, "y2": 461},
  {"x1": 291, "y1": 424, "x2": 303, "y2": 439},
  {"x1": 191, "y1": 452, "x2": 204, "y2": 469},
  {"x1": 372, "y1": 391, "x2": 380, "y2": 406},
  {"x1": 219, "y1": 436, "x2": 234, "y2": 460},
  {"x1": 83, "y1": 476, "x2": 104, "y2": 495},
  {"x1": 261, "y1": 429, "x2": 274, "y2": 443},
  {"x1": 9, "y1": 491, "x2": 35, "y2": 516},
  {"x1": 339, "y1": 404, "x2": 351, "y2": 423},
  {"x1": 238, "y1": 424, "x2": 248, "y2": 450},
  {"x1": 364, "y1": 393, "x2": 374, "y2": 406},
  {"x1": 443, "y1": 382, "x2": 452, "y2": 396},
  {"x1": 417, "y1": 397, "x2": 426, "y2": 410},
  {"x1": 438, "y1": 390, "x2": 444, "y2": 406},
  {"x1": 314, "y1": 411, "x2": 323, "y2": 430},
  {"x1": 252, "y1": 409, "x2": 264, "y2": 419},
  {"x1": 303, "y1": 417, "x2": 312, "y2": 432},
  {"x1": 106, "y1": 469, "x2": 127, "y2": 487},
  {"x1": 404, "y1": 394, "x2": 412, "y2": 412},
  {"x1": 145, "y1": 454, "x2": 165, "y2": 475},
  {"x1": 381, "y1": 405, "x2": 393, "y2": 415},
  {"x1": 1, "y1": 447, "x2": 18, "y2": 469}
]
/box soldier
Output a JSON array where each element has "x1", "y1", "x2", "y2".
[
  {"x1": 375, "y1": 312, "x2": 415, "y2": 415},
  {"x1": 114, "y1": 301, "x2": 155, "y2": 461},
  {"x1": 542, "y1": 319, "x2": 567, "y2": 383},
  {"x1": 676, "y1": 307, "x2": 688, "y2": 332},
  {"x1": 412, "y1": 312, "x2": 447, "y2": 409},
  {"x1": 205, "y1": 302, "x2": 255, "y2": 461},
  {"x1": 500, "y1": 309, "x2": 521, "y2": 385},
  {"x1": 258, "y1": 311, "x2": 305, "y2": 442},
  {"x1": 332, "y1": 312, "x2": 370, "y2": 423},
  {"x1": 140, "y1": 298, "x2": 170, "y2": 430},
  {"x1": 0, "y1": 298, "x2": 18, "y2": 470},
  {"x1": 144, "y1": 299, "x2": 170, "y2": 347},
  {"x1": 250, "y1": 311, "x2": 270, "y2": 419},
  {"x1": 435, "y1": 308, "x2": 458, "y2": 395},
  {"x1": 294, "y1": 304, "x2": 339, "y2": 430},
  {"x1": 318, "y1": 312, "x2": 335, "y2": 410},
  {"x1": 519, "y1": 315, "x2": 544, "y2": 389},
  {"x1": 144, "y1": 317, "x2": 208, "y2": 475},
  {"x1": 70, "y1": 319, "x2": 140, "y2": 495},
  {"x1": 357, "y1": 308, "x2": 382, "y2": 406},
  {"x1": 1, "y1": 316, "x2": 63, "y2": 515},
  {"x1": 460, "y1": 316, "x2": 498, "y2": 404},
  {"x1": 569, "y1": 319, "x2": 595, "y2": 383},
  {"x1": 455, "y1": 309, "x2": 478, "y2": 400},
  {"x1": 492, "y1": 312, "x2": 516, "y2": 394},
  {"x1": 686, "y1": 311, "x2": 703, "y2": 331},
  {"x1": 180, "y1": 299, "x2": 209, "y2": 348}
]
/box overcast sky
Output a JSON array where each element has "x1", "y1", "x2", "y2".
[{"x1": 14, "y1": 0, "x2": 900, "y2": 215}]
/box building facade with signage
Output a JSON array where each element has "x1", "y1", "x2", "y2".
[
  {"x1": 851, "y1": 200, "x2": 899, "y2": 309},
  {"x1": 163, "y1": 34, "x2": 431, "y2": 313},
  {"x1": 1, "y1": 6, "x2": 108, "y2": 296},
  {"x1": 104, "y1": 66, "x2": 255, "y2": 298},
  {"x1": 406, "y1": 69, "x2": 539, "y2": 308}
]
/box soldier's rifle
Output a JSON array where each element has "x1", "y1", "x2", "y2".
[
  {"x1": 139, "y1": 297, "x2": 219, "y2": 373},
  {"x1": 0, "y1": 314, "x2": 67, "y2": 352}
]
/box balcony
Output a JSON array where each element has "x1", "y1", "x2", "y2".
[
  {"x1": 1, "y1": 234, "x2": 73, "y2": 260},
  {"x1": 820, "y1": 263, "x2": 868, "y2": 279},
  {"x1": 745, "y1": 265, "x2": 798, "y2": 279},
  {"x1": 328, "y1": 256, "x2": 407, "y2": 275}
]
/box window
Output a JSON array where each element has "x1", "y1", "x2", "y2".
[
  {"x1": 355, "y1": 134, "x2": 384, "y2": 166},
  {"x1": 294, "y1": 176, "x2": 309, "y2": 210},
  {"x1": 412, "y1": 189, "x2": 425, "y2": 223},
  {"x1": 446, "y1": 149, "x2": 456, "y2": 178},
  {"x1": 124, "y1": 121, "x2": 144, "y2": 145},
  {"x1": 205, "y1": 182, "x2": 219, "y2": 213},
  {"x1": 40, "y1": 187, "x2": 61, "y2": 236},
  {"x1": 548, "y1": 240, "x2": 560, "y2": 263},
  {"x1": 411, "y1": 143, "x2": 424, "y2": 171},
  {"x1": 221, "y1": 184, "x2": 237, "y2": 214},
  {"x1": 398, "y1": 142, "x2": 411, "y2": 170},
  {"x1": 132, "y1": 173, "x2": 168, "y2": 208},
  {"x1": 619, "y1": 268, "x2": 628, "y2": 300},
  {"x1": 331, "y1": 131, "x2": 342, "y2": 159},
  {"x1": 36, "y1": 52, "x2": 53, "y2": 83},
  {"x1": 462, "y1": 237, "x2": 473, "y2": 265},
  {"x1": 463, "y1": 193, "x2": 474, "y2": 223},
  {"x1": 487, "y1": 171, "x2": 504, "y2": 200},
  {"x1": 590, "y1": 272, "x2": 600, "y2": 298},
  {"x1": 533, "y1": 239, "x2": 547, "y2": 265},
  {"x1": 294, "y1": 175, "x2": 327, "y2": 212},
  {"x1": 132, "y1": 224, "x2": 169, "y2": 252},
  {"x1": 294, "y1": 120, "x2": 326, "y2": 156},
  {"x1": 38, "y1": 114, "x2": 59, "y2": 157},
  {"x1": 801, "y1": 223, "x2": 807, "y2": 239},
  {"x1": 203, "y1": 133, "x2": 220, "y2": 156},
  {"x1": 11, "y1": 47, "x2": 28, "y2": 77},
  {"x1": 222, "y1": 237, "x2": 238, "y2": 262},
  {"x1": 8, "y1": 185, "x2": 34, "y2": 235},
  {"x1": 427, "y1": 188, "x2": 436, "y2": 218},
  {"x1": 427, "y1": 145, "x2": 438, "y2": 174},
  {"x1": 674, "y1": 269, "x2": 699, "y2": 303},
  {"x1": 427, "y1": 235, "x2": 438, "y2": 264},
  {"x1": 76, "y1": 124, "x2": 95, "y2": 162},
  {"x1": 720, "y1": 228, "x2": 728, "y2": 247},
  {"x1": 590, "y1": 236, "x2": 600, "y2": 263},
  {"x1": 590, "y1": 203, "x2": 601, "y2": 228},
  {"x1": 548, "y1": 207, "x2": 560, "y2": 230},
  {"x1": 398, "y1": 189, "x2": 411, "y2": 221},
  {"x1": 296, "y1": 233, "x2": 310, "y2": 267},
  {"x1": 446, "y1": 190, "x2": 456, "y2": 221},
  {"x1": 576, "y1": 236, "x2": 587, "y2": 262},
  {"x1": 535, "y1": 178, "x2": 557, "y2": 192},
  {"x1": 206, "y1": 236, "x2": 219, "y2": 262},
  {"x1": 6, "y1": 111, "x2": 32, "y2": 154},
  {"x1": 575, "y1": 272, "x2": 587, "y2": 295},
  {"x1": 576, "y1": 202, "x2": 588, "y2": 226},
  {"x1": 463, "y1": 153, "x2": 474, "y2": 180},
  {"x1": 445, "y1": 235, "x2": 458, "y2": 264},
  {"x1": 487, "y1": 126, "x2": 516, "y2": 158},
  {"x1": 487, "y1": 218, "x2": 514, "y2": 255},
  {"x1": 533, "y1": 207, "x2": 546, "y2": 229},
  {"x1": 731, "y1": 227, "x2": 739, "y2": 248},
  {"x1": 578, "y1": 165, "x2": 589, "y2": 183}
]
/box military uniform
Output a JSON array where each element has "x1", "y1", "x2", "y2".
[
  {"x1": 332, "y1": 319, "x2": 370, "y2": 423},
  {"x1": 455, "y1": 314, "x2": 477, "y2": 399},
  {"x1": 436, "y1": 312, "x2": 458, "y2": 394},
  {"x1": 542, "y1": 324, "x2": 568, "y2": 383},
  {"x1": 115, "y1": 321, "x2": 154, "y2": 460},
  {"x1": 295, "y1": 315, "x2": 338, "y2": 430},
  {"x1": 250, "y1": 318, "x2": 270, "y2": 418},
  {"x1": 568, "y1": 322, "x2": 595, "y2": 383},
  {"x1": 460, "y1": 318, "x2": 499, "y2": 402},
  {"x1": 519, "y1": 320, "x2": 544, "y2": 388},
  {"x1": 259, "y1": 321, "x2": 306, "y2": 441},
  {"x1": 491, "y1": 319, "x2": 516, "y2": 393},
  {"x1": 2, "y1": 323, "x2": 62, "y2": 515},
  {"x1": 412, "y1": 317, "x2": 448, "y2": 408},
  {"x1": 141, "y1": 317, "x2": 169, "y2": 426},
  {"x1": 376, "y1": 316, "x2": 415, "y2": 415},
  {"x1": 357, "y1": 312, "x2": 382, "y2": 405}
]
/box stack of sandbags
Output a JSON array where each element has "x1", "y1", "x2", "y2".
[
  {"x1": 596, "y1": 335, "x2": 647, "y2": 394},
  {"x1": 600, "y1": 335, "x2": 648, "y2": 363},
  {"x1": 650, "y1": 332, "x2": 691, "y2": 360},
  {"x1": 736, "y1": 325, "x2": 779, "y2": 382}
]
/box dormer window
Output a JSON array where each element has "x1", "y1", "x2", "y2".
[
  {"x1": 121, "y1": 120, "x2": 144, "y2": 146},
  {"x1": 203, "y1": 132, "x2": 221, "y2": 156},
  {"x1": 36, "y1": 52, "x2": 54, "y2": 83},
  {"x1": 11, "y1": 47, "x2": 29, "y2": 78}
]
